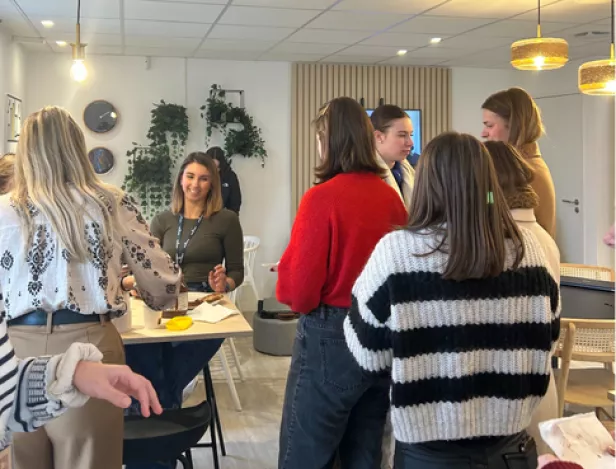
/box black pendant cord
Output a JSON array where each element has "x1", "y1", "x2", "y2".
[
  {"x1": 537, "y1": 0, "x2": 541, "y2": 28},
  {"x1": 77, "y1": 0, "x2": 81, "y2": 25}
]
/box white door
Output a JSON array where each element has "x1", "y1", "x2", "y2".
[{"x1": 535, "y1": 94, "x2": 584, "y2": 263}]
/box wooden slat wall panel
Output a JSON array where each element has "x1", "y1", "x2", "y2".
[{"x1": 291, "y1": 63, "x2": 452, "y2": 216}]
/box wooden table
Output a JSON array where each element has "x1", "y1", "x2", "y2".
[
  {"x1": 121, "y1": 297, "x2": 253, "y2": 345},
  {"x1": 609, "y1": 390, "x2": 615, "y2": 402},
  {"x1": 119, "y1": 296, "x2": 252, "y2": 469}
]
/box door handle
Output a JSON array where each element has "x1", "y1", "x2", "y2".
[{"x1": 562, "y1": 198, "x2": 579, "y2": 206}]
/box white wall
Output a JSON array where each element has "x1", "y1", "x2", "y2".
[
  {"x1": 451, "y1": 67, "x2": 521, "y2": 136},
  {"x1": 25, "y1": 53, "x2": 291, "y2": 303},
  {"x1": 0, "y1": 25, "x2": 26, "y2": 154},
  {"x1": 520, "y1": 60, "x2": 615, "y2": 268}
]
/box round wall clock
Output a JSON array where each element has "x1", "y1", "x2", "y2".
[
  {"x1": 88, "y1": 147, "x2": 114, "y2": 175},
  {"x1": 83, "y1": 100, "x2": 118, "y2": 133}
]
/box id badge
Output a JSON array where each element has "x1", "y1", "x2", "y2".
[{"x1": 0, "y1": 446, "x2": 11, "y2": 469}]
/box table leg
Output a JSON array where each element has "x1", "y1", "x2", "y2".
[{"x1": 205, "y1": 365, "x2": 227, "y2": 456}]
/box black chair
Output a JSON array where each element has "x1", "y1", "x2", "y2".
[{"x1": 123, "y1": 400, "x2": 211, "y2": 469}]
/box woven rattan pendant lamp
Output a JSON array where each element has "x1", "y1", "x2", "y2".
[
  {"x1": 511, "y1": 0, "x2": 569, "y2": 70},
  {"x1": 578, "y1": 0, "x2": 616, "y2": 95}
]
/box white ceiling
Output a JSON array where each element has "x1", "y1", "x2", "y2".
[{"x1": 0, "y1": 0, "x2": 612, "y2": 68}]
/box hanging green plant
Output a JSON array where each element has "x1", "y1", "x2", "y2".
[
  {"x1": 123, "y1": 101, "x2": 188, "y2": 219},
  {"x1": 201, "y1": 84, "x2": 267, "y2": 167},
  {"x1": 200, "y1": 85, "x2": 229, "y2": 141}
]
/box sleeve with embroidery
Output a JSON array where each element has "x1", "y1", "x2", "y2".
[{"x1": 118, "y1": 196, "x2": 182, "y2": 311}]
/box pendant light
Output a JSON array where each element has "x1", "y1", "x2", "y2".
[
  {"x1": 578, "y1": 0, "x2": 616, "y2": 95},
  {"x1": 511, "y1": 0, "x2": 569, "y2": 70},
  {"x1": 70, "y1": 0, "x2": 87, "y2": 82}
]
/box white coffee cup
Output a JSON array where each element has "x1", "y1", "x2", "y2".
[{"x1": 143, "y1": 305, "x2": 162, "y2": 329}]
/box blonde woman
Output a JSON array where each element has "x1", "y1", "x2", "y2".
[
  {"x1": 482, "y1": 87, "x2": 556, "y2": 238},
  {"x1": 0, "y1": 153, "x2": 14, "y2": 194},
  {"x1": 2, "y1": 106, "x2": 181, "y2": 469}
]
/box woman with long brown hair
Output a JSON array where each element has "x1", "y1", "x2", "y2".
[
  {"x1": 482, "y1": 87, "x2": 556, "y2": 237},
  {"x1": 276, "y1": 97, "x2": 407, "y2": 469},
  {"x1": 123, "y1": 152, "x2": 243, "y2": 469},
  {"x1": 345, "y1": 132, "x2": 561, "y2": 468},
  {"x1": 484, "y1": 140, "x2": 560, "y2": 456}
]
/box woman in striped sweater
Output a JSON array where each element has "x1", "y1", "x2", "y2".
[{"x1": 344, "y1": 132, "x2": 561, "y2": 469}]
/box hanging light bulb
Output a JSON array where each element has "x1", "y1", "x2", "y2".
[
  {"x1": 511, "y1": 0, "x2": 569, "y2": 70},
  {"x1": 69, "y1": 0, "x2": 87, "y2": 82},
  {"x1": 578, "y1": 0, "x2": 615, "y2": 95},
  {"x1": 70, "y1": 59, "x2": 87, "y2": 82}
]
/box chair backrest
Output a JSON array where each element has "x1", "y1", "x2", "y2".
[
  {"x1": 243, "y1": 235, "x2": 260, "y2": 276},
  {"x1": 554, "y1": 322, "x2": 576, "y2": 417},
  {"x1": 561, "y1": 263, "x2": 615, "y2": 282},
  {"x1": 555, "y1": 318, "x2": 615, "y2": 363}
]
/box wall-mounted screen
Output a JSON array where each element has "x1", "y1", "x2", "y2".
[{"x1": 366, "y1": 109, "x2": 421, "y2": 167}]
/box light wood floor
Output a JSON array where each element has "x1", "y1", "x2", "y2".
[{"x1": 184, "y1": 333, "x2": 291, "y2": 469}]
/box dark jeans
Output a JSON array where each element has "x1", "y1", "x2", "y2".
[
  {"x1": 125, "y1": 281, "x2": 224, "y2": 469},
  {"x1": 278, "y1": 306, "x2": 390, "y2": 469},
  {"x1": 394, "y1": 432, "x2": 537, "y2": 469}
]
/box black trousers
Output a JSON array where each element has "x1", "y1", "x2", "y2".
[{"x1": 394, "y1": 432, "x2": 537, "y2": 469}]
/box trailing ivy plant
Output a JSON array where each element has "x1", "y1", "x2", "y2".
[
  {"x1": 200, "y1": 84, "x2": 267, "y2": 167},
  {"x1": 123, "y1": 100, "x2": 189, "y2": 219},
  {"x1": 201, "y1": 85, "x2": 228, "y2": 141}
]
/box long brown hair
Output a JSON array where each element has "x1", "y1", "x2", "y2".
[
  {"x1": 408, "y1": 132, "x2": 524, "y2": 280},
  {"x1": 0, "y1": 153, "x2": 15, "y2": 194},
  {"x1": 313, "y1": 97, "x2": 384, "y2": 183},
  {"x1": 171, "y1": 152, "x2": 223, "y2": 217},
  {"x1": 482, "y1": 87, "x2": 544, "y2": 148},
  {"x1": 484, "y1": 141, "x2": 539, "y2": 210}
]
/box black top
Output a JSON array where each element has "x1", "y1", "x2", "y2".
[{"x1": 220, "y1": 169, "x2": 242, "y2": 214}]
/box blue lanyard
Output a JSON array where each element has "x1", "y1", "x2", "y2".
[{"x1": 175, "y1": 213, "x2": 204, "y2": 266}]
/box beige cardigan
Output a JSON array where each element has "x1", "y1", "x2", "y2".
[{"x1": 376, "y1": 154, "x2": 415, "y2": 213}]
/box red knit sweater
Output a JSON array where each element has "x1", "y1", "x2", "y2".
[{"x1": 277, "y1": 172, "x2": 407, "y2": 313}]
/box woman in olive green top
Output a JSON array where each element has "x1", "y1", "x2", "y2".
[{"x1": 124, "y1": 153, "x2": 244, "y2": 469}]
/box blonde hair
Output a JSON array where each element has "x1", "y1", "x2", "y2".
[
  {"x1": 0, "y1": 153, "x2": 15, "y2": 194},
  {"x1": 13, "y1": 106, "x2": 122, "y2": 263},
  {"x1": 482, "y1": 87, "x2": 544, "y2": 148},
  {"x1": 171, "y1": 152, "x2": 223, "y2": 217}
]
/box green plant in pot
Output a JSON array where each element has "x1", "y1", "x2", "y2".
[
  {"x1": 123, "y1": 100, "x2": 189, "y2": 219},
  {"x1": 200, "y1": 84, "x2": 229, "y2": 141},
  {"x1": 201, "y1": 84, "x2": 267, "y2": 166}
]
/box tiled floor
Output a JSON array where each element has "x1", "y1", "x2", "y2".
[{"x1": 184, "y1": 333, "x2": 291, "y2": 469}]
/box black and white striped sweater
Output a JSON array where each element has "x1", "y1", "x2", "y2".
[{"x1": 344, "y1": 227, "x2": 560, "y2": 444}]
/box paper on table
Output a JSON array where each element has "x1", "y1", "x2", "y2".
[
  {"x1": 190, "y1": 301, "x2": 239, "y2": 324},
  {"x1": 539, "y1": 413, "x2": 615, "y2": 469}
]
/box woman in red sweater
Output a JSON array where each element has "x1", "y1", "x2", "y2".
[{"x1": 276, "y1": 97, "x2": 407, "y2": 469}]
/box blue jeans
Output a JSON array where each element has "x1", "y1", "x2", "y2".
[
  {"x1": 278, "y1": 306, "x2": 390, "y2": 469},
  {"x1": 125, "y1": 282, "x2": 224, "y2": 469}
]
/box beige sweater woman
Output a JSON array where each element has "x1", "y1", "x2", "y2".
[
  {"x1": 508, "y1": 189, "x2": 560, "y2": 456},
  {"x1": 521, "y1": 143, "x2": 557, "y2": 238}
]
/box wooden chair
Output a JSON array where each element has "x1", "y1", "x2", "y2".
[
  {"x1": 554, "y1": 319, "x2": 615, "y2": 421},
  {"x1": 560, "y1": 263, "x2": 615, "y2": 281}
]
